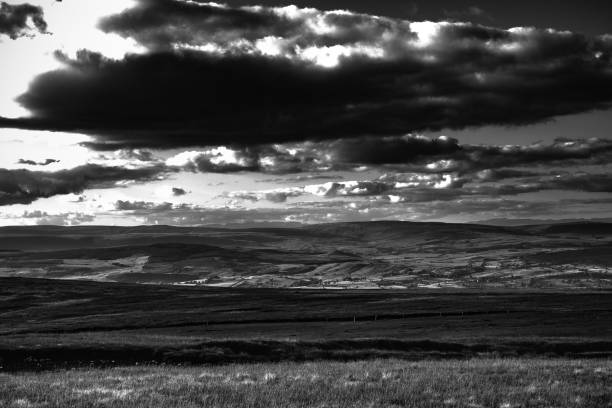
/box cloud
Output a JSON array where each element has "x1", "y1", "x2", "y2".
[
  {"x1": 444, "y1": 6, "x2": 493, "y2": 22},
  {"x1": 111, "y1": 201, "x2": 399, "y2": 226},
  {"x1": 166, "y1": 147, "x2": 265, "y2": 173},
  {"x1": 221, "y1": 169, "x2": 612, "y2": 207},
  {"x1": 527, "y1": 172, "x2": 612, "y2": 193},
  {"x1": 7, "y1": 210, "x2": 95, "y2": 225},
  {"x1": 172, "y1": 187, "x2": 187, "y2": 196},
  {"x1": 324, "y1": 135, "x2": 460, "y2": 165},
  {"x1": 0, "y1": 2, "x2": 47, "y2": 39},
  {"x1": 257, "y1": 174, "x2": 344, "y2": 183},
  {"x1": 454, "y1": 138, "x2": 612, "y2": 173},
  {"x1": 224, "y1": 188, "x2": 304, "y2": 203},
  {"x1": 223, "y1": 173, "x2": 465, "y2": 204},
  {"x1": 1, "y1": 2, "x2": 611, "y2": 148},
  {"x1": 466, "y1": 6, "x2": 487, "y2": 16},
  {"x1": 355, "y1": 137, "x2": 612, "y2": 175},
  {"x1": 98, "y1": 0, "x2": 295, "y2": 51},
  {"x1": 112, "y1": 149, "x2": 156, "y2": 162},
  {"x1": 160, "y1": 136, "x2": 612, "y2": 176},
  {"x1": 474, "y1": 168, "x2": 545, "y2": 182},
  {"x1": 22, "y1": 209, "x2": 48, "y2": 218},
  {"x1": 114, "y1": 200, "x2": 173, "y2": 212},
  {"x1": 165, "y1": 137, "x2": 458, "y2": 174},
  {"x1": 162, "y1": 135, "x2": 458, "y2": 174},
  {"x1": 446, "y1": 172, "x2": 612, "y2": 198},
  {"x1": 96, "y1": 191, "x2": 612, "y2": 226},
  {"x1": 17, "y1": 158, "x2": 59, "y2": 166},
  {"x1": 127, "y1": 196, "x2": 612, "y2": 226},
  {"x1": 109, "y1": 201, "x2": 297, "y2": 225},
  {"x1": 292, "y1": 195, "x2": 612, "y2": 223},
  {"x1": 401, "y1": 172, "x2": 612, "y2": 200},
  {"x1": 0, "y1": 164, "x2": 171, "y2": 206},
  {"x1": 35, "y1": 212, "x2": 95, "y2": 226}
]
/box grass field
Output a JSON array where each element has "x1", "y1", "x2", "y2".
[
  {"x1": 1, "y1": 278, "x2": 611, "y2": 369},
  {"x1": 2, "y1": 358, "x2": 611, "y2": 408},
  {"x1": 2, "y1": 278, "x2": 611, "y2": 406}
]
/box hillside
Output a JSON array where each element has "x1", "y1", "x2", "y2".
[{"x1": 0, "y1": 221, "x2": 610, "y2": 289}]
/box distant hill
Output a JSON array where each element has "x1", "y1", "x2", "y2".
[
  {"x1": 0, "y1": 221, "x2": 610, "y2": 289},
  {"x1": 476, "y1": 218, "x2": 612, "y2": 226}
]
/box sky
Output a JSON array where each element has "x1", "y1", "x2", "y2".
[{"x1": 0, "y1": 0, "x2": 611, "y2": 226}]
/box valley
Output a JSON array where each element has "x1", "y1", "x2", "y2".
[{"x1": 0, "y1": 221, "x2": 610, "y2": 289}]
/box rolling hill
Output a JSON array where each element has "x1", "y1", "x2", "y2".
[{"x1": 0, "y1": 221, "x2": 610, "y2": 288}]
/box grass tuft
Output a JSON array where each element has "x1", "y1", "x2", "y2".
[{"x1": 1, "y1": 358, "x2": 611, "y2": 408}]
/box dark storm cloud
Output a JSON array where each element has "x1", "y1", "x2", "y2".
[
  {"x1": 455, "y1": 138, "x2": 612, "y2": 173},
  {"x1": 2, "y1": 2, "x2": 612, "y2": 148},
  {"x1": 207, "y1": 0, "x2": 611, "y2": 38},
  {"x1": 17, "y1": 158, "x2": 59, "y2": 166},
  {"x1": 414, "y1": 137, "x2": 612, "y2": 174},
  {"x1": 0, "y1": 1, "x2": 47, "y2": 39},
  {"x1": 325, "y1": 135, "x2": 460, "y2": 165},
  {"x1": 0, "y1": 164, "x2": 171, "y2": 206},
  {"x1": 98, "y1": 0, "x2": 301, "y2": 51},
  {"x1": 373, "y1": 137, "x2": 612, "y2": 175}
]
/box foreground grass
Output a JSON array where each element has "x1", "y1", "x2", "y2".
[{"x1": 1, "y1": 358, "x2": 611, "y2": 408}]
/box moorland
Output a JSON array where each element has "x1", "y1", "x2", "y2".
[
  {"x1": 1, "y1": 221, "x2": 611, "y2": 407},
  {"x1": 0, "y1": 221, "x2": 610, "y2": 289}
]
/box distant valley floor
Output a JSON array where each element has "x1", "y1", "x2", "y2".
[{"x1": 0, "y1": 221, "x2": 611, "y2": 289}]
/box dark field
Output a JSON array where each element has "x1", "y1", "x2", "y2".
[{"x1": 1, "y1": 277, "x2": 611, "y2": 370}]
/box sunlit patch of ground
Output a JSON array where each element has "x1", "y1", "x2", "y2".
[
  {"x1": 0, "y1": 256, "x2": 150, "y2": 282},
  {"x1": 1, "y1": 358, "x2": 611, "y2": 407}
]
